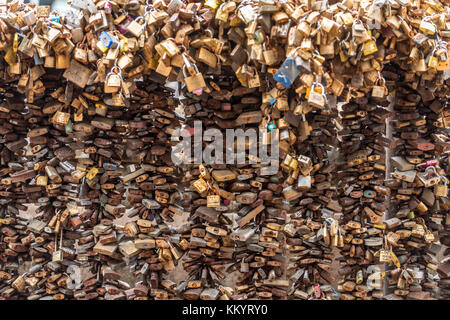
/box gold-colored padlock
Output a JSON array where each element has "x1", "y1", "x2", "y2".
[
  {"x1": 434, "y1": 176, "x2": 448, "y2": 197},
  {"x1": 419, "y1": 18, "x2": 436, "y2": 35},
  {"x1": 372, "y1": 76, "x2": 387, "y2": 98},
  {"x1": 183, "y1": 64, "x2": 206, "y2": 94},
  {"x1": 127, "y1": 17, "x2": 144, "y2": 38},
  {"x1": 193, "y1": 178, "x2": 208, "y2": 194},
  {"x1": 363, "y1": 39, "x2": 378, "y2": 56},
  {"x1": 104, "y1": 66, "x2": 122, "y2": 93}
]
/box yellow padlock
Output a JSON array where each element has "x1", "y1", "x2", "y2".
[
  {"x1": 86, "y1": 167, "x2": 98, "y2": 180},
  {"x1": 363, "y1": 39, "x2": 378, "y2": 56},
  {"x1": 305, "y1": 85, "x2": 323, "y2": 100},
  {"x1": 13, "y1": 33, "x2": 18, "y2": 53},
  {"x1": 428, "y1": 55, "x2": 438, "y2": 69},
  {"x1": 390, "y1": 249, "x2": 401, "y2": 268},
  {"x1": 204, "y1": 0, "x2": 220, "y2": 9}
]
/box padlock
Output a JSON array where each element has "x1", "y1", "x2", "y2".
[
  {"x1": 99, "y1": 31, "x2": 118, "y2": 51},
  {"x1": 207, "y1": 195, "x2": 220, "y2": 208},
  {"x1": 74, "y1": 42, "x2": 88, "y2": 65},
  {"x1": 372, "y1": 76, "x2": 387, "y2": 98},
  {"x1": 434, "y1": 176, "x2": 448, "y2": 197},
  {"x1": 363, "y1": 38, "x2": 378, "y2": 56},
  {"x1": 262, "y1": 43, "x2": 278, "y2": 66},
  {"x1": 52, "y1": 230, "x2": 64, "y2": 263},
  {"x1": 419, "y1": 17, "x2": 436, "y2": 35},
  {"x1": 127, "y1": 16, "x2": 145, "y2": 38},
  {"x1": 193, "y1": 178, "x2": 208, "y2": 194},
  {"x1": 417, "y1": 166, "x2": 440, "y2": 188},
  {"x1": 104, "y1": 66, "x2": 123, "y2": 93},
  {"x1": 274, "y1": 56, "x2": 300, "y2": 88},
  {"x1": 183, "y1": 64, "x2": 206, "y2": 94},
  {"x1": 308, "y1": 82, "x2": 326, "y2": 109}
]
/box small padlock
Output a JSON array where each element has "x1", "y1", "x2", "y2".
[
  {"x1": 363, "y1": 38, "x2": 378, "y2": 56},
  {"x1": 52, "y1": 230, "x2": 63, "y2": 263},
  {"x1": 207, "y1": 194, "x2": 220, "y2": 208},
  {"x1": 372, "y1": 76, "x2": 387, "y2": 98},
  {"x1": 183, "y1": 64, "x2": 206, "y2": 94},
  {"x1": 99, "y1": 31, "x2": 118, "y2": 50},
  {"x1": 308, "y1": 82, "x2": 327, "y2": 109},
  {"x1": 274, "y1": 56, "x2": 300, "y2": 89},
  {"x1": 434, "y1": 176, "x2": 448, "y2": 197},
  {"x1": 74, "y1": 41, "x2": 88, "y2": 65},
  {"x1": 419, "y1": 17, "x2": 436, "y2": 35},
  {"x1": 417, "y1": 166, "x2": 440, "y2": 188},
  {"x1": 193, "y1": 178, "x2": 208, "y2": 194},
  {"x1": 262, "y1": 42, "x2": 278, "y2": 66},
  {"x1": 104, "y1": 66, "x2": 122, "y2": 93},
  {"x1": 127, "y1": 16, "x2": 145, "y2": 38}
]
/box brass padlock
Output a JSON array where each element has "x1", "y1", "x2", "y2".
[
  {"x1": 127, "y1": 17, "x2": 144, "y2": 38},
  {"x1": 207, "y1": 194, "x2": 220, "y2": 208},
  {"x1": 298, "y1": 155, "x2": 313, "y2": 176},
  {"x1": 193, "y1": 178, "x2": 208, "y2": 194},
  {"x1": 52, "y1": 231, "x2": 63, "y2": 263},
  {"x1": 434, "y1": 176, "x2": 448, "y2": 197},
  {"x1": 262, "y1": 43, "x2": 278, "y2": 66},
  {"x1": 104, "y1": 66, "x2": 122, "y2": 93},
  {"x1": 372, "y1": 76, "x2": 387, "y2": 98},
  {"x1": 183, "y1": 64, "x2": 206, "y2": 94},
  {"x1": 74, "y1": 42, "x2": 88, "y2": 65},
  {"x1": 419, "y1": 17, "x2": 436, "y2": 35}
]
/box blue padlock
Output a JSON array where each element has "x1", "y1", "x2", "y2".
[
  {"x1": 99, "y1": 31, "x2": 114, "y2": 49},
  {"x1": 274, "y1": 56, "x2": 300, "y2": 89}
]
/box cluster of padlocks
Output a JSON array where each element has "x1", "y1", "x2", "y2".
[{"x1": 0, "y1": 0, "x2": 448, "y2": 300}]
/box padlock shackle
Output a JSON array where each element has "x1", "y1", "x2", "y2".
[
  {"x1": 425, "y1": 165, "x2": 438, "y2": 176},
  {"x1": 108, "y1": 65, "x2": 122, "y2": 77},
  {"x1": 134, "y1": 16, "x2": 147, "y2": 30},
  {"x1": 182, "y1": 63, "x2": 199, "y2": 77},
  {"x1": 311, "y1": 82, "x2": 327, "y2": 100},
  {"x1": 205, "y1": 29, "x2": 213, "y2": 38},
  {"x1": 376, "y1": 72, "x2": 386, "y2": 86}
]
